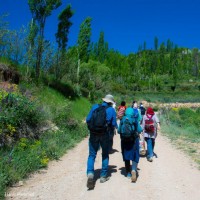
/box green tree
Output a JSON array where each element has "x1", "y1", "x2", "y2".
[
  {"x1": 55, "y1": 4, "x2": 74, "y2": 80},
  {"x1": 9, "y1": 27, "x2": 27, "y2": 63},
  {"x1": 97, "y1": 31, "x2": 108, "y2": 63},
  {"x1": 28, "y1": 0, "x2": 61, "y2": 79},
  {"x1": 169, "y1": 47, "x2": 179, "y2": 91},
  {"x1": 77, "y1": 17, "x2": 92, "y2": 82},
  {"x1": 24, "y1": 19, "x2": 38, "y2": 79},
  {"x1": 0, "y1": 13, "x2": 9, "y2": 56},
  {"x1": 167, "y1": 39, "x2": 173, "y2": 52},
  {"x1": 154, "y1": 36, "x2": 158, "y2": 51},
  {"x1": 191, "y1": 48, "x2": 199, "y2": 78},
  {"x1": 77, "y1": 17, "x2": 92, "y2": 63},
  {"x1": 55, "y1": 5, "x2": 73, "y2": 51},
  {"x1": 143, "y1": 41, "x2": 146, "y2": 50},
  {"x1": 0, "y1": 17, "x2": 26, "y2": 63},
  {"x1": 88, "y1": 42, "x2": 98, "y2": 60}
]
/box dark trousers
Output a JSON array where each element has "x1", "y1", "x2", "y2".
[{"x1": 109, "y1": 131, "x2": 114, "y2": 151}]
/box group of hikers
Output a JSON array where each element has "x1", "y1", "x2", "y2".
[{"x1": 86, "y1": 94, "x2": 160, "y2": 189}]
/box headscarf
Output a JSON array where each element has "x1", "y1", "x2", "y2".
[
  {"x1": 146, "y1": 107, "x2": 154, "y2": 115},
  {"x1": 125, "y1": 107, "x2": 134, "y2": 117}
]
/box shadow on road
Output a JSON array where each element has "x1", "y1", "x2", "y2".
[
  {"x1": 109, "y1": 148, "x2": 119, "y2": 154},
  {"x1": 87, "y1": 165, "x2": 118, "y2": 190},
  {"x1": 118, "y1": 167, "x2": 126, "y2": 177}
]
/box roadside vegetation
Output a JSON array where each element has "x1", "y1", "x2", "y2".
[
  {"x1": 159, "y1": 107, "x2": 200, "y2": 169},
  {"x1": 0, "y1": 83, "x2": 90, "y2": 198},
  {"x1": 0, "y1": 1, "x2": 200, "y2": 198}
]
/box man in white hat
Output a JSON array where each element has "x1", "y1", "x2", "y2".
[{"x1": 86, "y1": 94, "x2": 117, "y2": 189}]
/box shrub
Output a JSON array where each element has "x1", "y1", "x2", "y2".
[
  {"x1": 111, "y1": 82, "x2": 127, "y2": 95},
  {"x1": 48, "y1": 80, "x2": 78, "y2": 99},
  {"x1": 0, "y1": 92, "x2": 45, "y2": 145},
  {"x1": 80, "y1": 87, "x2": 89, "y2": 98},
  {"x1": 196, "y1": 107, "x2": 200, "y2": 114}
]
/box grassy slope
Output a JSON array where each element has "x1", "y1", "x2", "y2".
[
  {"x1": 0, "y1": 85, "x2": 91, "y2": 198},
  {"x1": 159, "y1": 109, "x2": 200, "y2": 169}
]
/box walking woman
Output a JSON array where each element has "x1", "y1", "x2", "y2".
[
  {"x1": 118, "y1": 107, "x2": 142, "y2": 182},
  {"x1": 141, "y1": 107, "x2": 160, "y2": 162}
]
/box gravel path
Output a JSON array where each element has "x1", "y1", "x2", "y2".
[{"x1": 6, "y1": 132, "x2": 200, "y2": 200}]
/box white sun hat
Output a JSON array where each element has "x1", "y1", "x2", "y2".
[{"x1": 102, "y1": 94, "x2": 115, "y2": 104}]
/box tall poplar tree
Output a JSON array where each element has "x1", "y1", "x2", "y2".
[
  {"x1": 56, "y1": 5, "x2": 73, "y2": 51},
  {"x1": 0, "y1": 14, "x2": 9, "y2": 56},
  {"x1": 55, "y1": 4, "x2": 74, "y2": 79},
  {"x1": 28, "y1": 0, "x2": 61, "y2": 79},
  {"x1": 97, "y1": 31, "x2": 108, "y2": 63},
  {"x1": 154, "y1": 36, "x2": 158, "y2": 51},
  {"x1": 77, "y1": 17, "x2": 92, "y2": 82},
  {"x1": 77, "y1": 17, "x2": 92, "y2": 63}
]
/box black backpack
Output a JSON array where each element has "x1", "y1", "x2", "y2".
[
  {"x1": 140, "y1": 106, "x2": 146, "y2": 115},
  {"x1": 88, "y1": 105, "x2": 108, "y2": 134}
]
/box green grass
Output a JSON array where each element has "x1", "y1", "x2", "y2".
[
  {"x1": 35, "y1": 85, "x2": 70, "y2": 107},
  {"x1": 0, "y1": 57, "x2": 13, "y2": 65},
  {"x1": 0, "y1": 85, "x2": 90, "y2": 199},
  {"x1": 159, "y1": 108, "x2": 200, "y2": 169},
  {"x1": 0, "y1": 125, "x2": 88, "y2": 199},
  {"x1": 35, "y1": 86, "x2": 91, "y2": 119},
  {"x1": 130, "y1": 91, "x2": 200, "y2": 103},
  {"x1": 71, "y1": 97, "x2": 91, "y2": 121}
]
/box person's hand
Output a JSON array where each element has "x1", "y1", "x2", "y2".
[{"x1": 157, "y1": 123, "x2": 161, "y2": 130}]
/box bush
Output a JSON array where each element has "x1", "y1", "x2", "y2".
[
  {"x1": 0, "y1": 83, "x2": 90, "y2": 198},
  {"x1": 81, "y1": 87, "x2": 89, "y2": 97},
  {"x1": 0, "y1": 92, "x2": 45, "y2": 145},
  {"x1": 48, "y1": 80, "x2": 78, "y2": 99},
  {"x1": 51, "y1": 103, "x2": 79, "y2": 129},
  {"x1": 111, "y1": 82, "x2": 127, "y2": 95},
  {"x1": 196, "y1": 107, "x2": 200, "y2": 114}
]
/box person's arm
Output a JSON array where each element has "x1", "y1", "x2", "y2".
[
  {"x1": 136, "y1": 121, "x2": 143, "y2": 133},
  {"x1": 106, "y1": 106, "x2": 118, "y2": 128},
  {"x1": 157, "y1": 122, "x2": 161, "y2": 130},
  {"x1": 86, "y1": 104, "x2": 98, "y2": 123},
  {"x1": 154, "y1": 114, "x2": 161, "y2": 130},
  {"x1": 141, "y1": 115, "x2": 145, "y2": 129},
  {"x1": 138, "y1": 109, "x2": 142, "y2": 122},
  {"x1": 117, "y1": 120, "x2": 121, "y2": 134}
]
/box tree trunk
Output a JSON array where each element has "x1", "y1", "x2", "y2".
[{"x1": 35, "y1": 44, "x2": 42, "y2": 79}]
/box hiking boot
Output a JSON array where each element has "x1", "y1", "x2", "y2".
[
  {"x1": 100, "y1": 176, "x2": 110, "y2": 183},
  {"x1": 140, "y1": 149, "x2": 146, "y2": 156},
  {"x1": 131, "y1": 170, "x2": 137, "y2": 182},
  {"x1": 148, "y1": 157, "x2": 153, "y2": 162},
  {"x1": 87, "y1": 173, "x2": 94, "y2": 189},
  {"x1": 127, "y1": 172, "x2": 132, "y2": 179}
]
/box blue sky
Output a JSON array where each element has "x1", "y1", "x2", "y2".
[{"x1": 0, "y1": 0, "x2": 200, "y2": 55}]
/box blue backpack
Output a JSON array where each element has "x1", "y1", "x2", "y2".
[
  {"x1": 133, "y1": 108, "x2": 139, "y2": 118},
  {"x1": 119, "y1": 115, "x2": 137, "y2": 141}
]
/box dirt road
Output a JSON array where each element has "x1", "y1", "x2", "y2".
[{"x1": 6, "y1": 132, "x2": 200, "y2": 200}]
